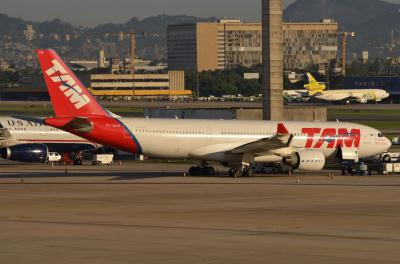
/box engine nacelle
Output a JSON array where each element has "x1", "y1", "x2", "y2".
[
  {"x1": 357, "y1": 98, "x2": 368, "y2": 104},
  {"x1": 0, "y1": 143, "x2": 48, "y2": 163},
  {"x1": 285, "y1": 150, "x2": 325, "y2": 171}
]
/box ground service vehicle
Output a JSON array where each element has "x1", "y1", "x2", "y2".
[
  {"x1": 92, "y1": 154, "x2": 114, "y2": 165},
  {"x1": 47, "y1": 152, "x2": 62, "y2": 163}
]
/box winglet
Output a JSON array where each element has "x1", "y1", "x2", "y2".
[{"x1": 277, "y1": 123, "x2": 289, "y2": 135}]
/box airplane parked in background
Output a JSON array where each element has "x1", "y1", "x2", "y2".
[
  {"x1": 283, "y1": 72, "x2": 326, "y2": 102},
  {"x1": 284, "y1": 73, "x2": 389, "y2": 104},
  {"x1": 0, "y1": 116, "x2": 98, "y2": 163},
  {"x1": 37, "y1": 50, "x2": 391, "y2": 177},
  {"x1": 306, "y1": 73, "x2": 390, "y2": 104}
]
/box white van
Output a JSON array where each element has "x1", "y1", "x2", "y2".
[
  {"x1": 48, "y1": 152, "x2": 62, "y2": 163},
  {"x1": 92, "y1": 154, "x2": 114, "y2": 165}
]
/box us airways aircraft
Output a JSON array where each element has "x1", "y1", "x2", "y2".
[
  {"x1": 37, "y1": 50, "x2": 391, "y2": 177},
  {"x1": 0, "y1": 116, "x2": 98, "y2": 163}
]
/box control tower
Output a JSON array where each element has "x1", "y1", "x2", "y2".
[{"x1": 262, "y1": 0, "x2": 284, "y2": 120}]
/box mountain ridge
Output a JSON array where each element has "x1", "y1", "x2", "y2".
[{"x1": 1, "y1": 0, "x2": 400, "y2": 68}]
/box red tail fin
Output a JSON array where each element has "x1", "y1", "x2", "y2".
[{"x1": 36, "y1": 49, "x2": 108, "y2": 117}]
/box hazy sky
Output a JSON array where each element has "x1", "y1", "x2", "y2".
[{"x1": 1, "y1": 0, "x2": 400, "y2": 26}]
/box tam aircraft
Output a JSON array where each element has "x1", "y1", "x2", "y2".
[
  {"x1": 0, "y1": 116, "x2": 98, "y2": 163},
  {"x1": 37, "y1": 50, "x2": 391, "y2": 177}
]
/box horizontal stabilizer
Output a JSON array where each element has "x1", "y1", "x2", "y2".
[{"x1": 45, "y1": 117, "x2": 93, "y2": 133}]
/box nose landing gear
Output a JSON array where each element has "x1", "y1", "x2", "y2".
[{"x1": 228, "y1": 163, "x2": 255, "y2": 178}]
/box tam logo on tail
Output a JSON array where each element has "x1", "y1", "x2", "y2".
[{"x1": 45, "y1": 59, "x2": 91, "y2": 110}]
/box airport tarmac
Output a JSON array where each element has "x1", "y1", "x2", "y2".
[{"x1": 1, "y1": 161, "x2": 400, "y2": 263}]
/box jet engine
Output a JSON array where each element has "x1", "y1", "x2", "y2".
[
  {"x1": 285, "y1": 150, "x2": 325, "y2": 171},
  {"x1": 357, "y1": 98, "x2": 368, "y2": 104},
  {"x1": 0, "y1": 143, "x2": 48, "y2": 163}
]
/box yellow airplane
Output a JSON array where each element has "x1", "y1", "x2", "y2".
[{"x1": 304, "y1": 73, "x2": 326, "y2": 93}]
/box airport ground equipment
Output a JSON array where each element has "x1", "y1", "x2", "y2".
[
  {"x1": 92, "y1": 154, "x2": 114, "y2": 165},
  {"x1": 376, "y1": 152, "x2": 400, "y2": 163},
  {"x1": 47, "y1": 152, "x2": 61, "y2": 163},
  {"x1": 379, "y1": 163, "x2": 400, "y2": 175},
  {"x1": 341, "y1": 161, "x2": 400, "y2": 176}
]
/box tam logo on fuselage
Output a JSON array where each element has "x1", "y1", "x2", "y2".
[
  {"x1": 302, "y1": 128, "x2": 361, "y2": 149},
  {"x1": 45, "y1": 59, "x2": 91, "y2": 110}
]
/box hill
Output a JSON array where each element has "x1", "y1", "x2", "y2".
[
  {"x1": 284, "y1": 0, "x2": 400, "y2": 58},
  {"x1": 0, "y1": 14, "x2": 215, "y2": 68}
]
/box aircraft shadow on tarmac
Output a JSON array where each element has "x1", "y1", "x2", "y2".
[
  {"x1": 0, "y1": 170, "x2": 187, "y2": 180},
  {"x1": 0, "y1": 169, "x2": 297, "y2": 180}
]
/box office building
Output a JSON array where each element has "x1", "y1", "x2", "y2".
[{"x1": 168, "y1": 19, "x2": 338, "y2": 71}]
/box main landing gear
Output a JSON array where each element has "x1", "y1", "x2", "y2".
[
  {"x1": 189, "y1": 163, "x2": 216, "y2": 176},
  {"x1": 228, "y1": 163, "x2": 255, "y2": 178}
]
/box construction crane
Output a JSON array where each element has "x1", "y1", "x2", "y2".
[
  {"x1": 120, "y1": 32, "x2": 147, "y2": 98},
  {"x1": 341, "y1": 31, "x2": 356, "y2": 76}
]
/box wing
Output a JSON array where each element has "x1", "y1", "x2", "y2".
[
  {"x1": 188, "y1": 123, "x2": 294, "y2": 159},
  {"x1": 0, "y1": 127, "x2": 20, "y2": 147},
  {"x1": 313, "y1": 92, "x2": 349, "y2": 101},
  {"x1": 45, "y1": 116, "x2": 93, "y2": 133},
  {"x1": 230, "y1": 135, "x2": 293, "y2": 154}
]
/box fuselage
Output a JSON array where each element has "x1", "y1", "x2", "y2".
[
  {"x1": 55, "y1": 117, "x2": 390, "y2": 163},
  {"x1": 0, "y1": 116, "x2": 97, "y2": 152},
  {"x1": 314, "y1": 89, "x2": 389, "y2": 102}
]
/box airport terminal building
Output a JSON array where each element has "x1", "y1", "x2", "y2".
[
  {"x1": 0, "y1": 71, "x2": 191, "y2": 101},
  {"x1": 89, "y1": 71, "x2": 191, "y2": 99},
  {"x1": 167, "y1": 19, "x2": 338, "y2": 71}
]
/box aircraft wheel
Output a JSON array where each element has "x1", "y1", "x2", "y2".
[
  {"x1": 207, "y1": 167, "x2": 216, "y2": 176},
  {"x1": 189, "y1": 166, "x2": 198, "y2": 176},
  {"x1": 228, "y1": 168, "x2": 236, "y2": 177},
  {"x1": 235, "y1": 169, "x2": 243, "y2": 178},
  {"x1": 382, "y1": 155, "x2": 391, "y2": 163},
  {"x1": 246, "y1": 168, "x2": 255, "y2": 177}
]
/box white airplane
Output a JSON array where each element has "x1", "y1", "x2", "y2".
[
  {"x1": 306, "y1": 73, "x2": 390, "y2": 104},
  {"x1": 0, "y1": 116, "x2": 98, "y2": 162},
  {"x1": 37, "y1": 49, "x2": 392, "y2": 177},
  {"x1": 312, "y1": 89, "x2": 390, "y2": 104}
]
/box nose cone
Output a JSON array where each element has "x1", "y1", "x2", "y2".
[
  {"x1": 384, "y1": 92, "x2": 390, "y2": 99},
  {"x1": 383, "y1": 137, "x2": 392, "y2": 151}
]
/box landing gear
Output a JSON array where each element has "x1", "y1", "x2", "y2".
[
  {"x1": 228, "y1": 164, "x2": 255, "y2": 178},
  {"x1": 189, "y1": 163, "x2": 216, "y2": 176}
]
